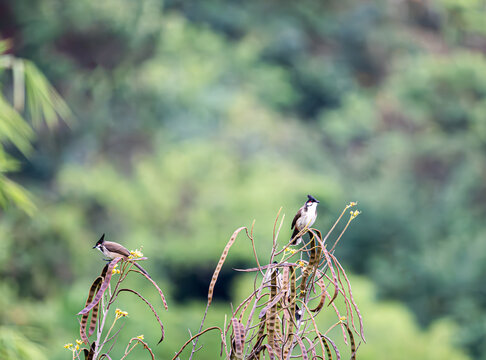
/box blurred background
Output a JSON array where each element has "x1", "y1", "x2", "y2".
[{"x1": 1, "y1": 0, "x2": 486, "y2": 359}]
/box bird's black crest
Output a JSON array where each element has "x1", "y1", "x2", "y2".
[
  {"x1": 94, "y1": 233, "x2": 105, "y2": 247},
  {"x1": 307, "y1": 194, "x2": 319, "y2": 203}
]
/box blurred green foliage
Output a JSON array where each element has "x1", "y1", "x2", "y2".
[
  {"x1": 1, "y1": 0, "x2": 486, "y2": 358},
  {"x1": 0, "y1": 39, "x2": 71, "y2": 214}
]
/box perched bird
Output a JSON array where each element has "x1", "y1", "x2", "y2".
[
  {"x1": 295, "y1": 305, "x2": 303, "y2": 329},
  {"x1": 93, "y1": 234, "x2": 150, "y2": 277},
  {"x1": 290, "y1": 195, "x2": 320, "y2": 245}
]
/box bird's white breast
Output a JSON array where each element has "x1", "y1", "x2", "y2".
[{"x1": 296, "y1": 203, "x2": 317, "y2": 230}]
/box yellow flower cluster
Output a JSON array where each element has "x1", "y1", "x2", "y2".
[
  {"x1": 350, "y1": 210, "x2": 361, "y2": 219},
  {"x1": 284, "y1": 248, "x2": 297, "y2": 255},
  {"x1": 115, "y1": 308, "x2": 128, "y2": 319},
  {"x1": 346, "y1": 201, "x2": 357, "y2": 209},
  {"x1": 339, "y1": 316, "x2": 347, "y2": 322},
  {"x1": 297, "y1": 260, "x2": 305, "y2": 267},
  {"x1": 63, "y1": 339, "x2": 82, "y2": 351},
  {"x1": 137, "y1": 334, "x2": 144, "y2": 340},
  {"x1": 112, "y1": 263, "x2": 121, "y2": 274},
  {"x1": 129, "y1": 248, "x2": 144, "y2": 259}
]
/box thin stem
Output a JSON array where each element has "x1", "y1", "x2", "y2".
[
  {"x1": 120, "y1": 342, "x2": 138, "y2": 360},
  {"x1": 329, "y1": 215, "x2": 354, "y2": 253},
  {"x1": 101, "y1": 318, "x2": 118, "y2": 348},
  {"x1": 188, "y1": 302, "x2": 210, "y2": 360},
  {"x1": 174, "y1": 327, "x2": 223, "y2": 360}
]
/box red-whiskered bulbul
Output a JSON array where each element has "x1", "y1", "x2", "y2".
[
  {"x1": 93, "y1": 234, "x2": 150, "y2": 277},
  {"x1": 290, "y1": 195, "x2": 319, "y2": 245},
  {"x1": 295, "y1": 305, "x2": 303, "y2": 329}
]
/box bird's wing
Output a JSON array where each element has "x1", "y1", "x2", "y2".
[
  {"x1": 291, "y1": 208, "x2": 303, "y2": 229},
  {"x1": 104, "y1": 241, "x2": 131, "y2": 257}
]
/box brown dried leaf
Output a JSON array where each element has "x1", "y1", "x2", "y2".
[
  {"x1": 261, "y1": 344, "x2": 276, "y2": 360},
  {"x1": 331, "y1": 254, "x2": 366, "y2": 342},
  {"x1": 231, "y1": 318, "x2": 245, "y2": 360},
  {"x1": 343, "y1": 322, "x2": 356, "y2": 360},
  {"x1": 85, "y1": 342, "x2": 96, "y2": 360},
  {"x1": 310, "y1": 270, "x2": 327, "y2": 313},
  {"x1": 124, "y1": 337, "x2": 155, "y2": 360},
  {"x1": 258, "y1": 292, "x2": 285, "y2": 319},
  {"x1": 267, "y1": 269, "x2": 278, "y2": 354},
  {"x1": 322, "y1": 336, "x2": 333, "y2": 360},
  {"x1": 132, "y1": 269, "x2": 168, "y2": 310},
  {"x1": 78, "y1": 258, "x2": 123, "y2": 315},
  {"x1": 321, "y1": 246, "x2": 339, "y2": 306},
  {"x1": 79, "y1": 276, "x2": 102, "y2": 342},
  {"x1": 320, "y1": 334, "x2": 341, "y2": 360},
  {"x1": 247, "y1": 334, "x2": 266, "y2": 360},
  {"x1": 294, "y1": 335, "x2": 308, "y2": 360},
  {"x1": 208, "y1": 227, "x2": 246, "y2": 306}
]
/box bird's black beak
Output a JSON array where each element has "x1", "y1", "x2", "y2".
[{"x1": 92, "y1": 245, "x2": 97, "y2": 249}]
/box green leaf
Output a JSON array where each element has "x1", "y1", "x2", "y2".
[
  {"x1": 0, "y1": 95, "x2": 34, "y2": 156},
  {"x1": 23, "y1": 60, "x2": 73, "y2": 128},
  {"x1": 0, "y1": 176, "x2": 36, "y2": 215}
]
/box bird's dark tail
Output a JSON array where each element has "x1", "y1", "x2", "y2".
[
  {"x1": 290, "y1": 228, "x2": 302, "y2": 246},
  {"x1": 133, "y1": 262, "x2": 151, "y2": 278}
]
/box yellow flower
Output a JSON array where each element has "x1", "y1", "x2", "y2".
[
  {"x1": 290, "y1": 249, "x2": 296, "y2": 255},
  {"x1": 75, "y1": 345, "x2": 80, "y2": 351},
  {"x1": 346, "y1": 201, "x2": 357, "y2": 209},
  {"x1": 350, "y1": 210, "x2": 361, "y2": 219},
  {"x1": 111, "y1": 263, "x2": 121, "y2": 274},
  {"x1": 115, "y1": 308, "x2": 128, "y2": 319},
  {"x1": 130, "y1": 248, "x2": 144, "y2": 258},
  {"x1": 64, "y1": 343, "x2": 73, "y2": 350},
  {"x1": 137, "y1": 334, "x2": 144, "y2": 340},
  {"x1": 297, "y1": 260, "x2": 305, "y2": 267},
  {"x1": 339, "y1": 316, "x2": 347, "y2": 322},
  {"x1": 285, "y1": 247, "x2": 290, "y2": 253},
  {"x1": 76, "y1": 339, "x2": 83, "y2": 345}
]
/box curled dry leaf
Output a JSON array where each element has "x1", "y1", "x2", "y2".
[
  {"x1": 208, "y1": 227, "x2": 246, "y2": 306},
  {"x1": 78, "y1": 258, "x2": 123, "y2": 316}
]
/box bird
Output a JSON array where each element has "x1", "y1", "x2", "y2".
[
  {"x1": 93, "y1": 234, "x2": 150, "y2": 277},
  {"x1": 295, "y1": 305, "x2": 303, "y2": 329},
  {"x1": 290, "y1": 195, "x2": 320, "y2": 245}
]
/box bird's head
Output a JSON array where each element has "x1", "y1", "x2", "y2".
[
  {"x1": 93, "y1": 233, "x2": 105, "y2": 249},
  {"x1": 306, "y1": 194, "x2": 320, "y2": 205}
]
